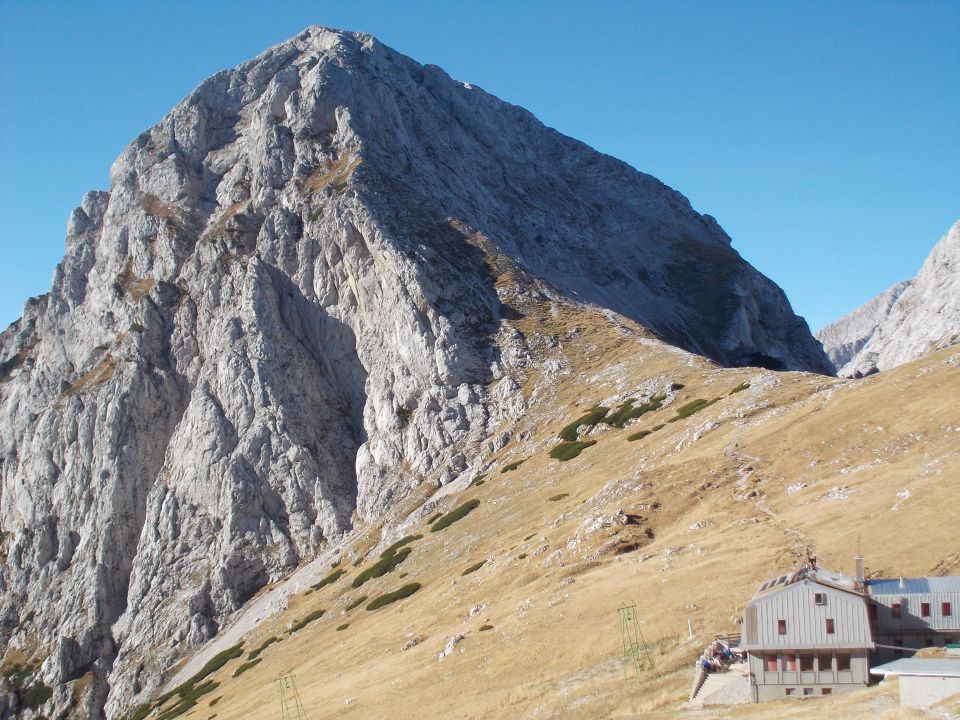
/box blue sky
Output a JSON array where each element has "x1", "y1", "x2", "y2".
[{"x1": 1, "y1": 0, "x2": 957, "y2": 332}]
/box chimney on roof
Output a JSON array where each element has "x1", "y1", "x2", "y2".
[{"x1": 855, "y1": 554, "x2": 865, "y2": 591}]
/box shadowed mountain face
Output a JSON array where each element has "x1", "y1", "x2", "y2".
[{"x1": 0, "y1": 26, "x2": 829, "y2": 718}]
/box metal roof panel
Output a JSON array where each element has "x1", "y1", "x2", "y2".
[
  {"x1": 867, "y1": 577, "x2": 960, "y2": 595},
  {"x1": 871, "y1": 658, "x2": 960, "y2": 677}
]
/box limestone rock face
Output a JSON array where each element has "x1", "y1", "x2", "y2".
[
  {"x1": 818, "y1": 220, "x2": 960, "y2": 377},
  {"x1": 0, "y1": 27, "x2": 830, "y2": 718},
  {"x1": 815, "y1": 280, "x2": 913, "y2": 371}
]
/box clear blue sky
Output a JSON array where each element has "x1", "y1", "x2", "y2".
[{"x1": 1, "y1": 1, "x2": 957, "y2": 333}]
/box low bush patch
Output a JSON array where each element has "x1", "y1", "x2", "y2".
[
  {"x1": 425, "y1": 511, "x2": 442, "y2": 525},
  {"x1": 156, "y1": 680, "x2": 220, "y2": 720},
  {"x1": 462, "y1": 560, "x2": 487, "y2": 575},
  {"x1": 604, "y1": 395, "x2": 665, "y2": 428},
  {"x1": 729, "y1": 381, "x2": 750, "y2": 394},
  {"x1": 479, "y1": 624, "x2": 494, "y2": 632},
  {"x1": 311, "y1": 568, "x2": 345, "y2": 590},
  {"x1": 154, "y1": 642, "x2": 242, "y2": 709},
  {"x1": 430, "y1": 499, "x2": 480, "y2": 532},
  {"x1": 336, "y1": 623, "x2": 349, "y2": 631},
  {"x1": 345, "y1": 595, "x2": 368, "y2": 612},
  {"x1": 20, "y1": 682, "x2": 53, "y2": 711},
  {"x1": 667, "y1": 398, "x2": 720, "y2": 422},
  {"x1": 549, "y1": 440, "x2": 596, "y2": 461},
  {"x1": 469, "y1": 473, "x2": 487, "y2": 487},
  {"x1": 290, "y1": 609, "x2": 325, "y2": 633},
  {"x1": 232, "y1": 658, "x2": 261, "y2": 678},
  {"x1": 247, "y1": 636, "x2": 279, "y2": 661},
  {"x1": 548, "y1": 493, "x2": 569, "y2": 502},
  {"x1": 501, "y1": 459, "x2": 525, "y2": 473},
  {"x1": 558, "y1": 406, "x2": 609, "y2": 441},
  {"x1": 367, "y1": 583, "x2": 422, "y2": 611},
  {"x1": 380, "y1": 534, "x2": 422, "y2": 558},
  {"x1": 2, "y1": 662, "x2": 37, "y2": 695},
  {"x1": 126, "y1": 703, "x2": 152, "y2": 720},
  {"x1": 352, "y1": 547, "x2": 412, "y2": 588}
]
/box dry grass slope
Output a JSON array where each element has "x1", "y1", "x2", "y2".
[{"x1": 140, "y1": 287, "x2": 960, "y2": 720}]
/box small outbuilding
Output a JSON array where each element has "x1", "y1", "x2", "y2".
[{"x1": 871, "y1": 658, "x2": 960, "y2": 708}]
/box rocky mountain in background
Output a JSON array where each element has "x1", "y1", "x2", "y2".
[
  {"x1": 0, "y1": 26, "x2": 830, "y2": 718},
  {"x1": 818, "y1": 220, "x2": 960, "y2": 377},
  {"x1": 815, "y1": 280, "x2": 912, "y2": 372}
]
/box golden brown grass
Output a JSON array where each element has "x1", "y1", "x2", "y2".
[
  {"x1": 62, "y1": 355, "x2": 118, "y2": 396},
  {"x1": 201, "y1": 201, "x2": 246, "y2": 244},
  {"x1": 144, "y1": 281, "x2": 960, "y2": 720},
  {"x1": 116, "y1": 260, "x2": 156, "y2": 301},
  {"x1": 303, "y1": 154, "x2": 361, "y2": 193},
  {"x1": 139, "y1": 193, "x2": 178, "y2": 220}
]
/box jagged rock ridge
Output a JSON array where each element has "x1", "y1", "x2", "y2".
[
  {"x1": 0, "y1": 26, "x2": 829, "y2": 718},
  {"x1": 818, "y1": 220, "x2": 960, "y2": 377},
  {"x1": 815, "y1": 280, "x2": 912, "y2": 371}
]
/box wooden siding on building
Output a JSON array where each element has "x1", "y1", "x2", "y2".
[{"x1": 743, "y1": 580, "x2": 872, "y2": 650}]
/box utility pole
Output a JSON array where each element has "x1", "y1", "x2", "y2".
[
  {"x1": 618, "y1": 603, "x2": 653, "y2": 680},
  {"x1": 274, "y1": 673, "x2": 309, "y2": 720}
]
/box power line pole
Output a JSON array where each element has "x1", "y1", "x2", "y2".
[
  {"x1": 274, "y1": 673, "x2": 309, "y2": 720},
  {"x1": 618, "y1": 603, "x2": 653, "y2": 680}
]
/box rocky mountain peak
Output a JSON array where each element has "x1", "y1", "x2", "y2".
[
  {"x1": 818, "y1": 220, "x2": 960, "y2": 377},
  {"x1": 1, "y1": 26, "x2": 830, "y2": 718}
]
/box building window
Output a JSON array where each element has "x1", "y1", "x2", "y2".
[
  {"x1": 784, "y1": 688, "x2": 796, "y2": 696},
  {"x1": 817, "y1": 653, "x2": 832, "y2": 672},
  {"x1": 784, "y1": 654, "x2": 797, "y2": 672},
  {"x1": 894, "y1": 639, "x2": 904, "y2": 656},
  {"x1": 826, "y1": 618, "x2": 835, "y2": 634},
  {"x1": 944, "y1": 602, "x2": 953, "y2": 617},
  {"x1": 803, "y1": 688, "x2": 815, "y2": 696},
  {"x1": 837, "y1": 653, "x2": 851, "y2": 671},
  {"x1": 921, "y1": 602, "x2": 930, "y2": 617},
  {"x1": 892, "y1": 603, "x2": 901, "y2": 619},
  {"x1": 778, "y1": 619, "x2": 787, "y2": 635},
  {"x1": 765, "y1": 654, "x2": 778, "y2": 672},
  {"x1": 814, "y1": 592, "x2": 825, "y2": 605},
  {"x1": 798, "y1": 654, "x2": 813, "y2": 671},
  {"x1": 926, "y1": 637, "x2": 935, "y2": 647},
  {"x1": 822, "y1": 688, "x2": 833, "y2": 695}
]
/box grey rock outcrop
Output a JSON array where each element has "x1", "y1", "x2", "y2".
[
  {"x1": 816, "y1": 280, "x2": 912, "y2": 371},
  {"x1": 818, "y1": 220, "x2": 960, "y2": 377},
  {"x1": 0, "y1": 26, "x2": 830, "y2": 718}
]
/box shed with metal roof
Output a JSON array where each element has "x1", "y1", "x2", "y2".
[{"x1": 871, "y1": 658, "x2": 960, "y2": 708}]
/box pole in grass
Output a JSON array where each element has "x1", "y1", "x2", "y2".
[
  {"x1": 274, "y1": 673, "x2": 309, "y2": 720},
  {"x1": 618, "y1": 603, "x2": 653, "y2": 680}
]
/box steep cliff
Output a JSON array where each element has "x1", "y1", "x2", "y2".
[
  {"x1": 818, "y1": 220, "x2": 960, "y2": 377},
  {"x1": 815, "y1": 280, "x2": 912, "y2": 371},
  {"x1": 0, "y1": 26, "x2": 830, "y2": 718}
]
